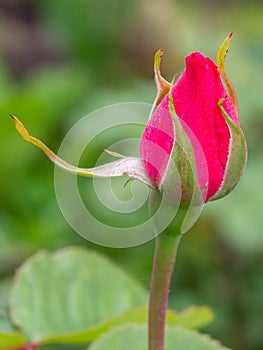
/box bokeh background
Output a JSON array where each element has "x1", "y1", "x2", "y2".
[{"x1": 0, "y1": 0, "x2": 263, "y2": 349}]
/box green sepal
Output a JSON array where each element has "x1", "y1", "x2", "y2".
[
  {"x1": 210, "y1": 99, "x2": 247, "y2": 201},
  {"x1": 151, "y1": 49, "x2": 171, "y2": 114},
  {"x1": 216, "y1": 33, "x2": 239, "y2": 115},
  {"x1": 160, "y1": 79, "x2": 204, "y2": 206},
  {"x1": 10, "y1": 115, "x2": 155, "y2": 189}
]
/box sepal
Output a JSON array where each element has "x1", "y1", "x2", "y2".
[
  {"x1": 10, "y1": 115, "x2": 155, "y2": 189},
  {"x1": 216, "y1": 33, "x2": 239, "y2": 115},
  {"x1": 160, "y1": 82, "x2": 205, "y2": 205},
  {"x1": 210, "y1": 99, "x2": 247, "y2": 201},
  {"x1": 151, "y1": 49, "x2": 171, "y2": 113}
]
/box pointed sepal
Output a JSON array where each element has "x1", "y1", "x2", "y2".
[
  {"x1": 160, "y1": 80, "x2": 205, "y2": 205},
  {"x1": 210, "y1": 99, "x2": 247, "y2": 201},
  {"x1": 10, "y1": 115, "x2": 155, "y2": 189},
  {"x1": 151, "y1": 49, "x2": 171, "y2": 113},
  {"x1": 216, "y1": 32, "x2": 239, "y2": 115}
]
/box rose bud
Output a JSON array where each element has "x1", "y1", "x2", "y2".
[
  {"x1": 140, "y1": 33, "x2": 247, "y2": 204},
  {"x1": 10, "y1": 34, "x2": 246, "y2": 208}
]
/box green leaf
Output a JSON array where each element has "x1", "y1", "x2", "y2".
[
  {"x1": 40, "y1": 305, "x2": 213, "y2": 344},
  {"x1": 0, "y1": 314, "x2": 26, "y2": 350},
  {"x1": 9, "y1": 247, "x2": 147, "y2": 343},
  {"x1": 42, "y1": 306, "x2": 148, "y2": 344},
  {"x1": 0, "y1": 333, "x2": 26, "y2": 349},
  {"x1": 88, "y1": 325, "x2": 231, "y2": 350},
  {"x1": 0, "y1": 312, "x2": 17, "y2": 333},
  {"x1": 0, "y1": 332, "x2": 26, "y2": 350},
  {"x1": 167, "y1": 306, "x2": 214, "y2": 330}
]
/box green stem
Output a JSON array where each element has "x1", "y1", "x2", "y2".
[{"x1": 148, "y1": 207, "x2": 186, "y2": 350}]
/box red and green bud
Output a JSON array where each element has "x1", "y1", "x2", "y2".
[
  {"x1": 140, "y1": 33, "x2": 247, "y2": 203},
  {"x1": 10, "y1": 34, "x2": 247, "y2": 206}
]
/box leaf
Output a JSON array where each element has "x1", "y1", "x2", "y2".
[
  {"x1": 0, "y1": 314, "x2": 26, "y2": 349},
  {"x1": 0, "y1": 312, "x2": 16, "y2": 333},
  {"x1": 9, "y1": 115, "x2": 155, "y2": 189},
  {"x1": 9, "y1": 247, "x2": 147, "y2": 343},
  {"x1": 1, "y1": 336, "x2": 25, "y2": 350},
  {"x1": 88, "y1": 325, "x2": 231, "y2": 350},
  {"x1": 170, "y1": 306, "x2": 214, "y2": 330},
  {"x1": 40, "y1": 305, "x2": 213, "y2": 344},
  {"x1": 0, "y1": 333, "x2": 26, "y2": 349}
]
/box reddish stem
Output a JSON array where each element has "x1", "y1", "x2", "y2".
[{"x1": 148, "y1": 206, "x2": 185, "y2": 350}]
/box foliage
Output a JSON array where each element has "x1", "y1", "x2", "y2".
[
  {"x1": 88, "y1": 325, "x2": 230, "y2": 350},
  {"x1": 1, "y1": 247, "x2": 214, "y2": 349}
]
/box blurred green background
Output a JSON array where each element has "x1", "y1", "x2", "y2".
[{"x1": 0, "y1": 0, "x2": 263, "y2": 349}]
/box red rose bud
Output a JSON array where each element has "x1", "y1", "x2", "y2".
[
  {"x1": 140, "y1": 34, "x2": 247, "y2": 203},
  {"x1": 9, "y1": 34, "x2": 246, "y2": 207}
]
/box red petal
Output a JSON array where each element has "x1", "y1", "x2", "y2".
[{"x1": 140, "y1": 105, "x2": 174, "y2": 186}]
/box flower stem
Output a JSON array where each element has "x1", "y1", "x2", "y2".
[{"x1": 148, "y1": 207, "x2": 186, "y2": 350}]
